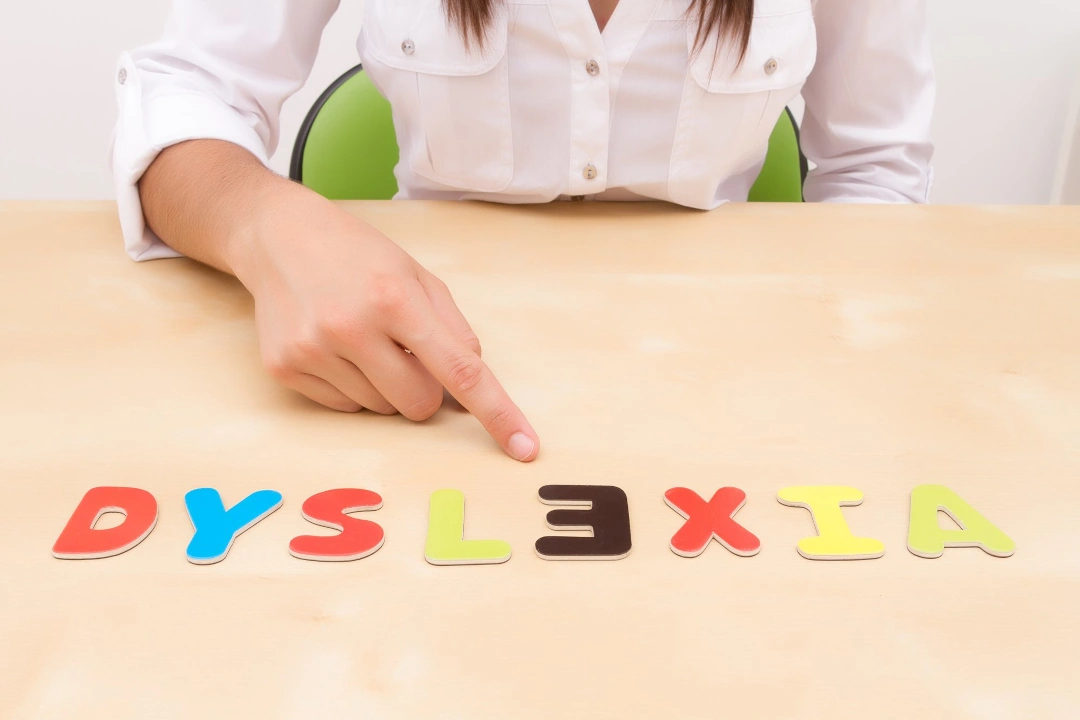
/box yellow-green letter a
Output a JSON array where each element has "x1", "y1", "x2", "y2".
[{"x1": 907, "y1": 484, "x2": 1014, "y2": 559}]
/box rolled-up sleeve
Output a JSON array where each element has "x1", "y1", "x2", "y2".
[
  {"x1": 111, "y1": 0, "x2": 341, "y2": 260},
  {"x1": 800, "y1": 0, "x2": 935, "y2": 203}
]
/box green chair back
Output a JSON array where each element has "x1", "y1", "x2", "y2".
[
  {"x1": 290, "y1": 66, "x2": 399, "y2": 200},
  {"x1": 291, "y1": 65, "x2": 806, "y2": 203},
  {"x1": 748, "y1": 107, "x2": 807, "y2": 203}
]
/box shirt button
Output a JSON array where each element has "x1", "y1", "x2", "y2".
[
  {"x1": 585, "y1": 59, "x2": 600, "y2": 76},
  {"x1": 583, "y1": 164, "x2": 598, "y2": 180},
  {"x1": 117, "y1": 68, "x2": 127, "y2": 85},
  {"x1": 764, "y1": 58, "x2": 779, "y2": 75},
  {"x1": 402, "y1": 39, "x2": 415, "y2": 55}
]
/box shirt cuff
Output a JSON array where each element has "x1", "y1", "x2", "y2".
[
  {"x1": 111, "y1": 52, "x2": 271, "y2": 262},
  {"x1": 804, "y1": 165, "x2": 934, "y2": 205}
]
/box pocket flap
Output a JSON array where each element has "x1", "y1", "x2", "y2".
[
  {"x1": 689, "y1": 1, "x2": 817, "y2": 94},
  {"x1": 364, "y1": 0, "x2": 509, "y2": 76}
]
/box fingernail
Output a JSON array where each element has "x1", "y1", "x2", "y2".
[{"x1": 507, "y1": 432, "x2": 536, "y2": 462}]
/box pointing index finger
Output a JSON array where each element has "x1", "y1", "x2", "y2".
[{"x1": 408, "y1": 322, "x2": 539, "y2": 462}]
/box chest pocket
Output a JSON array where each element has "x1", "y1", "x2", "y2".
[
  {"x1": 362, "y1": 0, "x2": 513, "y2": 192},
  {"x1": 669, "y1": 0, "x2": 817, "y2": 208}
]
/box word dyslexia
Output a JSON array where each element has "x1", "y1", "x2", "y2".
[{"x1": 51, "y1": 484, "x2": 1015, "y2": 565}]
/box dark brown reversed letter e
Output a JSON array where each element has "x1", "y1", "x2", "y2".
[{"x1": 534, "y1": 485, "x2": 632, "y2": 560}]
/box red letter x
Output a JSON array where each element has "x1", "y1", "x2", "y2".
[{"x1": 664, "y1": 487, "x2": 761, "y2": 557}]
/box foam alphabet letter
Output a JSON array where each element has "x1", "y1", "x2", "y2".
[
  {"x1": 535, "y1": 485, "x2": 632, "y2": 560},
  {"x1": 777, "y1": 486, "x2": 884, "y2": 560},
  {"x1": 52, "y1": 487, "x2": 158, "y2": 559},
  {"x1": 907, "y1": 484, "x2": 1015, "y2": 558},
  {"x1": 185, "y1": 488, "x2": 283, "y2": 565},
  {"x1": 424, "y1": 489, "x2": 512, "y2": 566},
  {"x1": 664, "y1": 487, "x2": 761, "y2": 557},
  {"x1": 289, "y1": 488, "x2": 385, "y2": 562}
]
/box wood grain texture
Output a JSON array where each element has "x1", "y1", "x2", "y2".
[{"x1": 1, "y1": 200, "x2": 1078, "y2": 718}]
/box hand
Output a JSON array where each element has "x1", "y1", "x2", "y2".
[{"x1": 229, "y1": 181, "x2": 539, "y2": 462}]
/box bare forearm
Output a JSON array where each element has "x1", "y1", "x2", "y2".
[{"x1": 138, "y1": 139, "x2": 289, "y2": 275}]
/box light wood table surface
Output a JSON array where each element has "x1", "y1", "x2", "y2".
[{"x1": 1, "y1": 201, "x2": 1078, "y2": 718}]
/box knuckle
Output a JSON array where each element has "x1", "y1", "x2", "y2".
[
  {"x1": 400, "y1": 388, "x2": 443, "y2": 421},
  {"x1": 368, "y1": 276, "x2": 411, "y2": 317},
  {"x1": 262, "y1": 353, "x2": 296, "y2": 383},
  {"x1": 445, "y1": 353, "x2": 486, "y2": 394},
  {"x1": 462, "y1": 331, "x2": 482, "y2": 357},
  {"x1": 316, "y1": 305, "x2": 363, "y2": 345},
  {"x1": 482, "y1": 403, "x2": 518, "y2": 434},
  {"x1": 283, "y1": 334, "x2": 327, "y2": 367},
  {"x1": 428, "y1": 275, "x2": 450, "y2": 295}
]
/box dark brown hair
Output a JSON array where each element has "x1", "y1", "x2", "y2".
[{"x1": 447, "y1": 0, "x2": 755, "y2": 63}]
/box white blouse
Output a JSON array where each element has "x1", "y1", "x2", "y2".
[{"x1": 112, "y1": 0, "x2": 935, "y2": 261}]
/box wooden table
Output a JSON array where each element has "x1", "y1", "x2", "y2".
[{"x1": 1, "y1": 201, "x2": 1078, "y2": 718}]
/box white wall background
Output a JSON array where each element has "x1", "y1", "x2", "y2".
[{"x1": 1, "y1": 0, "x2": 1078, "y2": 203}]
